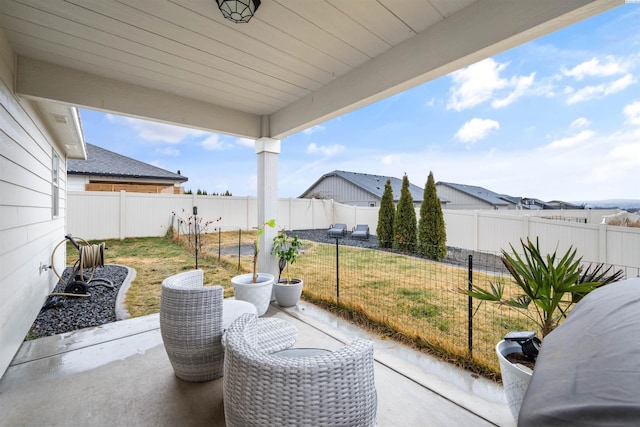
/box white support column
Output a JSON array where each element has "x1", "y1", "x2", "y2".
[{"x1": 255, "y1": 137, "x2": 280, "y2": 279}]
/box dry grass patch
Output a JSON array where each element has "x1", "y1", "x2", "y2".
[
  {"x1": 283, "y1": 240, "x2": 536, "y2": 374},
  {"x1": 68, "y1": 235, "x2": 244, "y2": 318}
]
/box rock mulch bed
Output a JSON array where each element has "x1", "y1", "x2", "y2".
[{"x1": 28, "y1": 265, "x2": 127, "y2": 339}]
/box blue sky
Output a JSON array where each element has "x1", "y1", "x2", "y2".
[{"x1": 79, "y1": 5, "x2": 640, "y2": 202}]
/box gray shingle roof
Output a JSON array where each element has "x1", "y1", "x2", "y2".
[
  {"x1": 68, "y1": 143, "x2": 187, "y2": 182},
  {"x1": 436, "y1": 182, "x2": 514, "y2": 206},
  {"x1": 302, "y1": 170, "x2": 446, "y2": 203}
]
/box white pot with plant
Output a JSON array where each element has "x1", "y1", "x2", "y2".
[
  {"x1": 270, "y1": 231, "x2": 303, "y2": 307},
  {"x1": 461, "y1": 238, "x2": 623, "y2": 420},
  {"x1": 231, "y1": 219, "x2": 276, "y2": 316}
]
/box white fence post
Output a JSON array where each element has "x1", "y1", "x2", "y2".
[
  {"x1": 119, "y1": 190, "x2": 126, "y2": 240},
  {"x1": 522, "y1": 215, "x2": 530, "y2": 241},
  {"x1": 599, "y1": 223, "x2": 608, "y2": 264}
]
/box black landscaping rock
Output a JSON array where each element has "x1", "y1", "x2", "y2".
[{"x1": 28, "y1": 265, "x2": 127, "y2": 339}]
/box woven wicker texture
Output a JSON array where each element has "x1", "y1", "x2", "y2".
[
  {"x1": 223, "y1": 314, "x2": 377, "y2": 427},
  {"x1": 160, "y1": 269, "x2": 228, "y2": 382}
]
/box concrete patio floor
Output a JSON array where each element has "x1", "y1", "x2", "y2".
[{"x1": 0, "y1": 301, "x2": 514, "y2": 426}]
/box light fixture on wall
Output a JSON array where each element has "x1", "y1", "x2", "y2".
[{"x1": 216, "y1": 0, "x2": 261, "y2": 23}]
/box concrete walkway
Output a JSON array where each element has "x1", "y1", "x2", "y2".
[{"x1": 0, "y1": 302, "x2": 514, "y2": 426}]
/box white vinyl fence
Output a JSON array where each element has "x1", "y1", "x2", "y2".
[{"x1": 67, "y1": 191, "x2": 639, "y2": 271}]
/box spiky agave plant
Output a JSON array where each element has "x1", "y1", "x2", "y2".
[{"x1": 462, "y1": 238, "x2": 623, "y2": 338}]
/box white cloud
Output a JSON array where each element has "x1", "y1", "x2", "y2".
[
  {"x1": 542, "y1": 130, "x2": 595, "y2": 151},
  {"x1": 235, "y1": 138, "x2": 255, "y2": 148},
  {"x1": 583, "y1": 130, "x2": 640, "y2": 184},
  {"x1": 609, "y1": 141, "x2": 640, "y2": 161},
  {"x1": 454, "y1": 118, "x2": 500, "y2": 144},
  {"x1": 306, "y1": 142, "x2": 345, "y2": 157},
  {"x1": 381, "y1": 154, "x2": 400, "y2": 165},
  {"x1": 623, "y1": 101, "x2": 640, "y2": 125},
  {"x1": 106, "y1": 114, "x2": 209, "y2": 143},
  {"x1": 571, "y1": 117, "x2": 591, "y2": 129},
  {"x1": 447, "y1": 59, "x2": 509, "y2": 111},
  {"x1": 492, "y1": 73, "x2": 536, "y2": 108},
  {"x1": 566, "y1": 73, "x2": 636, "y2": 104},
  {"x1": 447, "y1": 59, "x2": 538, "y2": 111},
  {"x1": 562, "y1": 56, "x2": 628, "y2": 80},
  {"x1": 303, "y1": 125, "x2": 325, "y2": 135},
  {"x1": 201, "y1": 135, "x2": 232, "y2": 151}
]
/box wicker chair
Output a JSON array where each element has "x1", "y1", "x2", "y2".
[
  {"x1": 159, "y1": 269, "x2": 257, "y2": 382},
  {"x1": 223, "y1": 313, "x2": 378, "y2": 427}
]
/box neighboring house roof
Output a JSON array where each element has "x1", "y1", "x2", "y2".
[
  {"x1": 68, "y1": 143, "x2": 187, "y2": 182},
  {"x1": 437, "y1": 182, "x2": 514, "y2": 207},
  {"x1": 521, "y1": 198, "x2": 556, "y2": 210},
  {"x1": 300, "y1": 170, "x2": 448, "y2": 203},
  {"x1": 546, "y1": 200, "x2": 584, "y2": 210}
]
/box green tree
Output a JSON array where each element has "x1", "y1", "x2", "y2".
[
  {"x1": 418, "y1": 171, "x2": 447, "y2": 260},
  {"x1": 376, "y1": 179, "x2": 395, "y2": 248},
  {"x1": 393, "y1": 174, "x2": 417, "y2": 251}
]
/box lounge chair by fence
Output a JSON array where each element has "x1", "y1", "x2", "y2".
[
  {"x1": 351, "y1": 224, "x2": 370, "y2": 239},
  {"x1": 327, "y1": 223, "x2": 347, "y2": 237}
]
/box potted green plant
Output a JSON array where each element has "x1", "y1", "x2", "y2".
[
  {"x1": 270, "y1": 231, "x2": 303, "y2": 307},
  {"x1": 231, "y1": 219, "x2": 276, "y2": 316},
  {"x1": 461, "y1": 237, "x2": 623, "y2": 419}
]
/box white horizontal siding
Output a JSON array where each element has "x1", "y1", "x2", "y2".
[
  {"x1": 437, "y1": 185, "x2": 494, "y2": 209},
  {"x1": 0, "y1": 30, "x2": 66, "y2": 378},
  {"x1": 67, "y1": 175, "x2": 87, "y2": 191},
  {"x1": 305, "y1": 176, "x2": 379, "y2": 206}
]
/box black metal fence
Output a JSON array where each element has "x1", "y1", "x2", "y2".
[
  {"x1": 204, "y1": 230, "x2": 638, "y2": 375},
  {"x1": 285, "y1": 238, "x2": 525, "y2": 374}
]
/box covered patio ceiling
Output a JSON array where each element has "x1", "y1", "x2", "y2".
[{"x1": 0, "y1": 0, "x2": 621, "y2": 158}]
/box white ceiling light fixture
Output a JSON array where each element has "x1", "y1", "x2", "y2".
[{"x1": 216, "y1": 0, "x2": 261, "y2": 24}]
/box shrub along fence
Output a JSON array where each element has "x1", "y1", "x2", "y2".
[{"x1": 204, "y1": 231, "x2": 637, "y2": 376}]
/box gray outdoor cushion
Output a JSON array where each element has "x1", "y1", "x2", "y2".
[{"x1": 518, "y1": 277, "x2": 640, "y2": 426}]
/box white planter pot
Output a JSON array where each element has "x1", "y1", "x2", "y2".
[
  {"x1": 231, "y1": 273, "x2": 274, "y2": 316},
  {"x1": 496, "y1": 340, "x2": 533, "y2": 420},
  {"x1": 273, "y1": 278, "x2": 303, "y2": 308}
]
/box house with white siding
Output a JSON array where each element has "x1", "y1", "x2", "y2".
[{"x1": 0, "y1": 35, "x2": 86, "y2": 376}]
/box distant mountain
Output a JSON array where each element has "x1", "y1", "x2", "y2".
[{"x1": 572, "y1": 199, "x2": 640, "y2": 212}]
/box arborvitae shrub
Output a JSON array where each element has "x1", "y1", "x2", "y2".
[
  {"x1": 377, "y1": 179, "x2": 395, "y2": 248},
  {"x1": 418, "y1": 171, "x2": 447, "y2": 260},
  {"x1": 393, "y1": 175, "x2": 417, "y2": 251}
]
